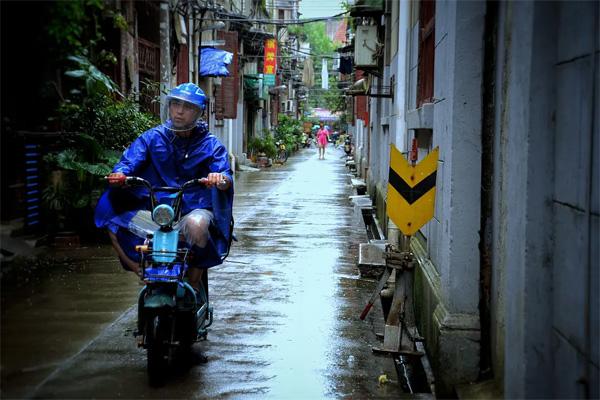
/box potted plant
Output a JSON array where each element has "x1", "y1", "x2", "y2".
[{"x1": 247, "y1": 136, "x2": 263, "y2": 162}]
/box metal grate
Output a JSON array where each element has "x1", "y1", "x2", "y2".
[{"x1": 24, "y1": 142, "x2": 41, "y2": 231}]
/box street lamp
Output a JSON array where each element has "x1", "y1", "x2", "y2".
[
  {"x1": 200, "y1": 21, "x2": 225, "y2": 32},
  {"x1": 196, "y1": 21, "x2": 225, "y2": 33},
  {"x1": 268, "y1": 85, "x2": 287, "y2": 94}
]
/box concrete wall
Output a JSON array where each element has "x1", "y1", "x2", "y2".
[
  {"x1": 366, "y1": 0, "x2": 413, "y2": 239},
  {"x1": 233, "y1": 100, "x2": 245, "y2": 158},
  {"x1": 354, "y1": 119, "x2": 367, "y2": 178},
  {"x1": 362, "y1": 0, "x2": 486, "y2": 393},
  {"x1": 360, "y1": 0, "x2": 599, "y2": 397},
  {"x1": 495, "y1": 3, "x2": 554, "y2": 396},
  {"x1": 368, "y1": 71, "x2": 392, "y2": 226},
  {"x1": 429, "y1": 1, "x2": 486, "y2": 391},
  {"x1": 552, "y1": 13, "x2": 599, "y2": 396},
  {"x1": 495, "y1": 1, "x2": 599, "y2": 397}
]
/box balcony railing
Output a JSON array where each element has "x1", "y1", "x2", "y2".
[{"x1": 138, "y1": 38, "x2": 160, "y2": 77}]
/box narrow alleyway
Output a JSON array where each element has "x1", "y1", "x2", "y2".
[{"x1": 2, "y1": 147, "x2": 418, "y2": 399}]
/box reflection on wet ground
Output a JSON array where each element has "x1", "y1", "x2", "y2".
[
  {"x1": 1, "y1": 249, "x2": 140, "y2": 398},
  {"x1": 2, "y1": 148, "x2": 416, "y2": 399}
]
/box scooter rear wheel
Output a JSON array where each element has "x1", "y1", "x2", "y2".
[{"x1": 276, "y1": 149, "x2": 288, "y2": 164}]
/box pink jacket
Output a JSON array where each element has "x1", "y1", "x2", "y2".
[{"x1": 316, "y1": 128, "x2": 329, "y2": 146}]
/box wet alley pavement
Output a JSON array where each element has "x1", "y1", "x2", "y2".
[{"x1": 2, "y1": 147, "x2": 427, "y2": 399}]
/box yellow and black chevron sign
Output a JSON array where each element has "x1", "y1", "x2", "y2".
[{"x1": 387, "y1": 146, "x2": 439, "y2": 236}]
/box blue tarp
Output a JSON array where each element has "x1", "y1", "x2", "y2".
[{"x1": 200, "y1": 47, "x2": 233, "y2": 77}]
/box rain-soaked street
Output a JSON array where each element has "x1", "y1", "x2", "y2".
[{"x1": 2, "y1": 147, "x2": 421, "y2": 399}]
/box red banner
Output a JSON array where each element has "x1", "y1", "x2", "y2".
[{"x1": 263, "y1": 38, "x2": 277, "y2": 75}]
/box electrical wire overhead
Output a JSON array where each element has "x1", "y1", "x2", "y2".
[
  {"x1": 216, "y1": 10, "x2": 350, "y2": 25},
  {"x1": 173, "y1": 1, "x2": 350, "y2": 26}
]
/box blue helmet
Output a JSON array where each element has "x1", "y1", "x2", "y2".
[{"x1": 166, "y1": 82, "x2": 207, "y2": 111}]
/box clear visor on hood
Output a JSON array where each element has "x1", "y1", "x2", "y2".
[{"x1": 161, "y1": 96, "x2": 203, "y2": 132}]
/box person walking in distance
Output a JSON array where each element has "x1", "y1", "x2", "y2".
[{"x1": 316, "y1": 122, "x2": 330, "y2": 160}]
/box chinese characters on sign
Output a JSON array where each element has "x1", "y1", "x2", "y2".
[{"x1": 263, "y1": 38, "x2": 277, "y2": 86}]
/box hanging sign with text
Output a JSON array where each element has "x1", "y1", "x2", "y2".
[{"x1": 263, "y1": 38, "x2": 277, "y2": 86}]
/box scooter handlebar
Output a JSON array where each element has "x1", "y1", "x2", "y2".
[
  {"x1": 103, "y1": 174, "x2": 151, "y2": 189},
  {"x1": 125, "y1": 176, "x2": 152, "y2": 189},
  {"x1": 103, "y1": 176, "x2": 209, "y2": 217},
  {"x1": 104, "y1": 176, "x2": 205, "y2": 191},
  {"x1": 181, "y1": 178, "x2": 208, "y2": 190}
]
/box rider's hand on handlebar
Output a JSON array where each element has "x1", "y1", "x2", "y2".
[
  {"x1": 201, "y1": 173, "x2": 230, "y2": 190},
  {"x1": 107, "y1": 172, "x2": 127, "y2": 187}
]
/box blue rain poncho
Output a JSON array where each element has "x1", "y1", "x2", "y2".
[{"x1": 94, "y1": 121, "x2": 234, "y2": 269}]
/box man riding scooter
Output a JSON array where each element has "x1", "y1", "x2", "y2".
[{"x1": 94, "y1": 82, "x2": 234, "y2": 294}]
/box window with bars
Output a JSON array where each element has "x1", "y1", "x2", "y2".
[
  {"x1": 215, "y1": 31, "x2": 239, "y2": 120},
  {"x1": 417, "y1": 0, "x2": 435, "y2": 107}
]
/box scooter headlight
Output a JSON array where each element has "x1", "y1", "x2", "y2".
[{"x1": 152, "y1": 204, "x2": 175, "y2": 227}]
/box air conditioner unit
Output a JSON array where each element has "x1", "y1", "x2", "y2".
[
  {"x1": 354, "y1": 25, "x2": 378, "y2": 68},
  {"x1": 333, "y1": 56, "x2": 340, "y2": 70},
  {"x1": 286, "y1": 100, "x2": 295, "y2": 113}
]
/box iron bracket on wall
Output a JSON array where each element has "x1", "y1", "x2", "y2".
[{"x1": 346, "y1": 84, "x2": 393, "y2": 98}]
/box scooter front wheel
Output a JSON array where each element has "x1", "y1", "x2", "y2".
[{"x1": 146, "y1": 315, "x2": 169, "y2": 386}]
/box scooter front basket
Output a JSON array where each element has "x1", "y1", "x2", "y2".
[{"x1": 144, "y1": 253, "x2": 186, "y2": 282}]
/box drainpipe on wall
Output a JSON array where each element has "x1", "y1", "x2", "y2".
[
  {"x1": 479, "y1": 0, "x2": 499, "y2": 381},
  {"x1": 227, "y1": 119, "x2": 236, "y2": 176},
  {"x1": 189, "y1": 8, "x2": 194, "y2": 82},
  {"x1": 365, "y1": 102, "x2": 371, "y2": 181},
  {"x1": 159, "y1": 0, "x2": 171, "y2": 120}
]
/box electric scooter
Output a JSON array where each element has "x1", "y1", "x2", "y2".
[
  {"x1": 344, "y1": 137, "x2": 353, "y2": 156},
  {"x1": 118, "y1": 176, "x2": 214, "y2": 385},
  {"x1": 275, "y1": 140, "x2": 288, "y2": 163}
]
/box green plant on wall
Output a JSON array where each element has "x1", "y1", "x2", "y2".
[
  {"x1": 59, "y1": 54, "x2": 159, "y2": 146},
  {"x1": 42, "y1": 140, "x2": 119, "y2": 232},
  {"x1": 247, "y1": 132, "x2": 277, "y2": 159},
  {"x1": 65, "y1": 55, "x2": 123, "y2": 98},
  {"x1": 247, "y1": 136, "x2": 263, "y2": 159},
  {"x1": 275, "y1": 114, "x2": 303, "y2": 152},
  {"x1": 261, "y1": 131, "x2": 277, "y2": 159},
  {"x1": 43, "y1": 133, "x2": 121, "y2": 217},
  {"x1": 36, "y1": 1, "x2": 147, "y2": 235},
  {"x1": 43, "y1": 57, "x2": 158, "y2": 234},
  {"x1": 48, "y1": 0, "x2": 127, "y2": 64}
]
